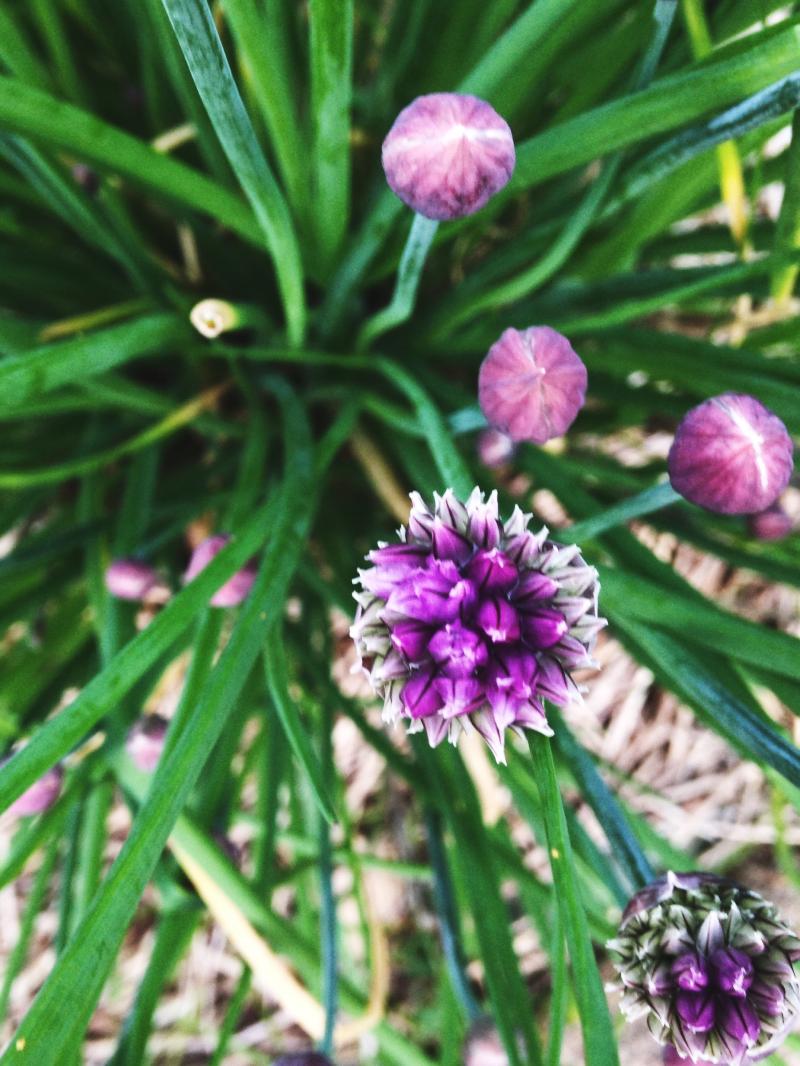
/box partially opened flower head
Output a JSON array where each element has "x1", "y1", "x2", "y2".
[
  {"x1": 478, "y1": 327, "x2": 588, "y2": 444},
  {"x1": 382, "y1": 93, "x2": 515, "y2": 220},
  {"x1": 609, "y1": 872, "x2": 800, "y2": 1065},
  {"x1": 668, "y1": 394, "x2": 793, "y2": 515},
  {"x1": 105, "y1": 558, "x2": 160, "y2": 602},
  {"x1": 351, "y1": 488, "x2": 604, "y2": 763},
  {"x1": 8, "y1": 765, "x2": 63, "y2": 817},
  {"x1": 184, "y1": 534, "x2": 257, "y2": 607}
]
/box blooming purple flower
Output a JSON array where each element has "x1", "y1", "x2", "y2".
[
  {"x1": 126, "y1": 716, "x2": 168, "y2": 773},
  {"x1": 184, "y1": 534, "x2": 257, "y2": 607},
  {"x1": 478, "y1": 327, "x2": 588, "y2": 445},
  {"x1": 8, "y1": 765, "x2": 63, "y2": 817},
  {"x1": 668, "y1": 394, "x2": 794, "y2": 516},
  {"x1": 609, "y1": 872, "x2": 800, "y2": 1065},
  {"x1": 105, "y1": 559, "x2": 160, "y2": 602},
  {"x1": 747, "y1": 502, "x2": 793, "y2": 542},
  {"x1": 351, "y1": 488, "x2": 604, "y2": 763},
  {"x1": 382, "y1": 93, "x2": 515, "y2": 220}
]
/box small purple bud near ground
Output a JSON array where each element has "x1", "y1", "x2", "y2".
[
  {"x1": 184, "y1": 534, "x2": 257, "y2": 607},
  {"x1": 609, "y1": 871, "x2": 800, "y2": 1064},
  {"x1": 463, "y1": 1017, "x2": 511, "y2": 1065},
  {"x1": 477, "y1": 427, "x2": 516, "y2": 469},
  {"x1": 747, "y1": 502, "x2": 793, "y2": 541},
  {"x1": 125, "y1": 716, "x2": 168, "y2": 773},
  {"x1": 478, "y1": 327, "x2": 588, "y2": 445},
  {"x1": 8, "y1": 765, "x2": 63, "y2": 817},
  {"x1": 382, "y1": 93, "x2": 515, "y2": 220},
  {"x1": 667, "y1": 394, "x2": 794, "y2": 515},
  {"x1": 105, "y1": 558, "x2": 160, "y2": 602},
  {"x1": 351, "y1": 488, "x2": 605, "y2": 763}
]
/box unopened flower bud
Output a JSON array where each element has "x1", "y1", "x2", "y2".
[
  {"x1": 477, "y1": 428, "x2": 516, "y2": 469},
  {"x1": 105, "y1": 559, "x2": 160, "y2": 602},
  {"x1": 382, "y1": 93, "x2": 515, "y2": 220},
  {"x1": 747, "y1": 502, "x2": 793, "y2": 542},
  {"x1": 668, "y1": 394, "x2": 793, "y2": 515},
  {"x1": 184, "y1": 534, "x2": 257, "y2": 607},
  {"x1": 478, "y1": 327, "x2": 588, "y2": 445},
  {"x1": 609, "y1": 871, "x2": 800, "y2": 1064},
  {"x1": 464, "y1": 1018, "x2": 510, "y2": 1065},
  {"x1": 8, "y1": 765, "x2": 63, "y2": 817},
  {"x1": 190, "y1": 298, "x2": 241, "y2": 339},
  {"x1": 126, "y1": 716, "x2": 168, "y2": 773}
]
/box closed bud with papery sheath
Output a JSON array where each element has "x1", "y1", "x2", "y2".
[
  {"x1": 747, "y1": 502, "x2": 793, "y2": 542},
  {"x1": 478, "y1": 327, "x2": 588, "y2": 445},
  {"x1": 609, "y1": 872, "x2": 800, "y2": 1065},
  {"x1": 126, "y1": 716, "x2": 168, "y2": 773},
  {"x1": 668, "y1": 394, "x2": 793, "y2": 515},
  {"x1": 382, "y1": 93, "x2": 515, "y2": 220},
  {"x1": 184, "y1": 534, "x2": 257, "y2": 607},
  {"x1": 351, "y1": 488, "x2": 605, "y2": 764}
]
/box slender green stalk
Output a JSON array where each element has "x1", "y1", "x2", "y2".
[
  {"x1": 772, "y1": 110, "x2": 800, "y2": 301},
  {"x1": 318, "y1": 699, "x2": 338, "y2": 1055},
  {"x1": 527, "y1": 733, "x2": 620, "y2": 1066},
  {"x1": 423, "y1": 808, "x2": 480, "y2": 1022},
  {"x1": 208, "y1": 967, "x2": 252, "y2": 1066},
  {"x1": 567, "y1": 482, "x2": 681, "y2": 542},
  {"x1": 357, "y1": 214, "x2": 439, "y2": 350}
]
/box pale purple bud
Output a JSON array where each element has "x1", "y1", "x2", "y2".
[
  {"x1": 184, "y1": 534, "x2": 257, "y2": 607},
  {"x1": 747, "y1": 502, "x2": 793, "y2": 541},
  {"x1": 8, "y1": 765, "x2": 63, "y2": 816},
  {"x1": 105, "y1": 558, "x2": 159, "y2": 602},
  {"x1": 431, "y1": 517, "x2": 473, "y2": 564},
  {"x1": 382, "y1": 93, "x2": 515, "y2": 221},
  {"x1": 478, "y1": 327, "x2": 588, "y2": 444},
  {"x1": 126, "y1": 716, "x2": 168, "y2": 773},
  {"x1": 668, "y1": 394, "x2": 794, "y2": 515},
  {"x1": 477, "y1": 427, "x2": 517, "y2": 469}
]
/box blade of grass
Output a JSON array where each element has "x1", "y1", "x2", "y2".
[
  {"x1": 160, "y1": 0, "x2": 306, "y2": 343},
  {"x1": 527, "y1": 733, "x2": 619, "y2": 1066},
  {"x1": 772, "y1": 110, "x2": 800, "y2": 300}
]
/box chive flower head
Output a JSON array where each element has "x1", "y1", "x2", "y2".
[
  {"x1": 351, "y1": 488, "x2": 604, "y2": 763},
  {"x1": 478, "y1": 327, "x2": 588, "y2": 444},
  {"x1": 382, "y1": 93, "x2": 515, "y2": 220},
  {"x1": 668, "y1": 394, "x2": 793, "y2": 515},
  {"x1": 609, "y1": 871, "x2": 800, "y2": 1065}
]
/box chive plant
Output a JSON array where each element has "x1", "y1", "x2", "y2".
[{"x1": 0, "y1": 1, "x2": 799, "y2": 1064}]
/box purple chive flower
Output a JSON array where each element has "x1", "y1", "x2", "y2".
[
  {"x1": 105, "y1": 558, "x2": 160, "y2": 602},
  {"x1": 351, "y1": 488, "x2": 605, "y2": 763},
  {"x1": 126, "y1": 716, "x2": 168, "y2": 773},
  {"x1": 668, "y1": 394, "x2": 794, "y2": 516},
  {"x1": 184, "y1": 534, "x2": 257, "y2": 607},
  {"x1": 477, "y1": 427, "x2": 516, "y2": 469},
  {"x1": 747, "y1": 502, "x2": 793, "y2": 542},
  {"x1": 478, "y1": 327, "x2": 588, "y2": 445},
  {"x1": 382, "y1": 93, "x2": 515, "y2": 220},
  {"x1": 8, "y1": 765, "x2": 63, "y2": 817},
  {"x1": 609, "y1": 872, "x2": 800, "y2": 1065}
]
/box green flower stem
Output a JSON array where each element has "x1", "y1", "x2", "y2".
[
  {"x1": 527, "y1": 732, "x2": 620, "y2": 1066},
  {"x1": 357, "y1": 213, "x2": 439, "y2": 351},
  {"x1": 423, "y1": 808, "x2": 480, "y2": 1022},
  {"x1": 772, "y1": 110, "x2": 800, "y2": 301},
  {"x1": 318, "y1": 699, "x2": 338, "y2": 1055},
  {"x1": 567, "y1": 481, "x2": 681, "y2": 542}
]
